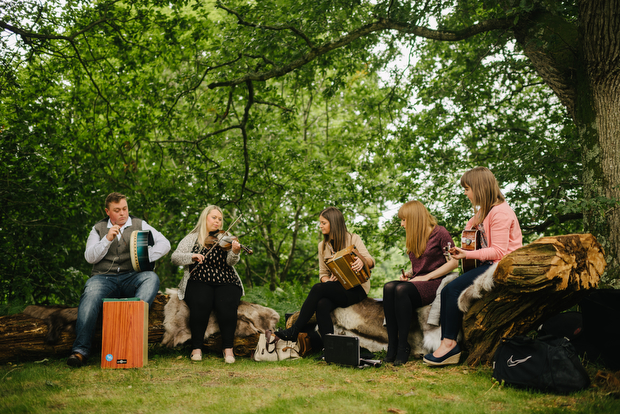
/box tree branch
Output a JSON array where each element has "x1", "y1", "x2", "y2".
[
  {"x1": 280, "y1": 198, "x2": 304, "y2": 282},
  {"x1": 511, "y1": 9, "x2": 579, "y2": 120},
  {"x1": 0, "y1": 18, "x2": 110, "y2": 43},
  {"x1": 243, "y1": 54, "x2": 277, "y2": 67},
  {"x1": 520, "y1": 213, "x2": 583, "y2": 233},
  {"x1": 233, "y1": 80, "x2": 254, "y2": 203},
  {"x1": 208, "y1": 16, "x2": 514, "y2": 89},
  {"x1": 167, "y1": 55, "x2": 242, "y2": 119},
  {"x1": 255, "y1": 100, "x2": 294, "y2": 112},
  {"x1": 218, "y1": 4, "x2": 316, "y2": 49}
]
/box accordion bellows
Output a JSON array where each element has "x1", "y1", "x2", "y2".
[{"x1": 325, "y1": 245, "x2": 371, "y2": 290}]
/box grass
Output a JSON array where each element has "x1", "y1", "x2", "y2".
[
  {"x1": 3, "y1": 283, "x2": 619, "y2": 413},
  {"x1": 2, "y1": 347, "x2": 619, "y2": 414}
]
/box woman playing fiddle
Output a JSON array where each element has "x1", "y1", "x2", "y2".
[
  {"x1": 383, "y1": 200, "x2": 459, "y2": 365},
  {"x1": 275, "y1": 207, "x2": 375, "y2": 346},
  {"x1": 171, "y1": 206, "x2": 244, "y2": 363}
]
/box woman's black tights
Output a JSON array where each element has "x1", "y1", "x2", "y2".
[
  {"x1": 184, "y1": 280, "x2": 242, "y2": 349},
  {"x1": 294, "y1": 281, "x2": 366, "y2": 337},
  {"x1": 383, "y1": 281, "x2": 422, "y2": 350}
]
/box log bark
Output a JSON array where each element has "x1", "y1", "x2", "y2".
[
  {"x1": 0, "y1": 294, "x2": 259, "y2": 363},
  {"x1": 463, "y1": 233, "x2": 606, "y2": 366}
]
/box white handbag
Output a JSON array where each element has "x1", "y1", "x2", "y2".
[{"x1": 252, "y1": 330, "x2": 300, "y2": 361}]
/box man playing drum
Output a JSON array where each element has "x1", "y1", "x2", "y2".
[{"x1": 67, "y1": 192, "x2": 170, "y2": 367}]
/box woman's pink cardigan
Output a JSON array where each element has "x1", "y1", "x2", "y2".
[{"x1": 465, "y1": 201, "x2": 523, "y2": 263}]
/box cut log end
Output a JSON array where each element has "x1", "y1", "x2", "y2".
[{"x1": 463, "y1": 234, "x2": 606, "y2": 366}]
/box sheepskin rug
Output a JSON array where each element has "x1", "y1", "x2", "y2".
[{"x1": 161, "y1": 288, "x2": 280, "y2": 347}]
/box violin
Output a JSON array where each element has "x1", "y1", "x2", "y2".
[{"x1": 206, "y1": 230, "x2": 253, "y2": 255}]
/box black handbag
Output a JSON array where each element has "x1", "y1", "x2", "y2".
[{"x1": 492, "y1": 335, "x2": 590, "y2": 394}]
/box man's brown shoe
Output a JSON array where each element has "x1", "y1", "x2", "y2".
[{"x1": 67, "y1": 352, "x2": 86, "y2": 367}]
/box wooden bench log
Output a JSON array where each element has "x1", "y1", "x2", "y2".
[
  {"x1": 0, "y1": 294, "x2": 262, "y2": 363},
  {"x1": 0, "y1": 234, "x2": 606, "y2": 366},
  {"x1": 462, "y1": 233, "x2": 606, "y2": 366},
  {"x1": 286, "y1": 298, "x2": 442, "y2": 357},
  {"x1": 286, "y1": 234, "x2": 606, "y2": 366}
]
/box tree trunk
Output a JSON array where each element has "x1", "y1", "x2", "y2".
[
  {"x1": 463, "y1": 234, "x2": 606, "y2": 366},
  {"x1": 580, "y1": 0, "x2": 620, "y2": 287},
  {"x1": 0, "y1": 294, "x2": 259, "y2": 363},
  {"x1": 512, "y1": 2, "x2": 620, "y2": 285}
]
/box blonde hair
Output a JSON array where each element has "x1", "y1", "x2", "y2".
[
  {"x1": 398, "y1": 200, "x2": 437, "y2": 258},
  {"x1": 320, "y1": 207, "x2": 349, "y2": 253},
  {"x1": 192, "y1": 205, "x2": 224, "y2": 247},
  {"x1": 460, "y1": 167, "x2": 505, "y2": 226}
]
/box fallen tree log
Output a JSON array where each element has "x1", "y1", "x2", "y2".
[
  {"x1": 286, "y1": 298, "x2": 441, "y2": 356},
  {"x1": 285, "y1": 234, "x2": 606, "y2": 366},
  {"x1": 462, "y1": 233, "x2": 606, "y2": 366},
  {"x1": 0, "y1": 294, "x2": 263, "y2": 363},
  {"x1": 0, "y1": 234, "x2": 607, "y2": 366}
]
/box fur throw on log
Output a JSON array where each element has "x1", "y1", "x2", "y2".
[
  {"x1": 161, "y1": 288, "x2": 279, "y2": 347},
  {"x1": 330, "y1": 298, "x2": 441, "y2": 356},
  {"x1": 457, "y1": 263, "x2": 498, "y2": 313},
  {"x1": 330, "y1": 266, "x2": 495, "y2": 356},
  {"x1": 426, "y1": 271, "x2": 460, "y2": 326},
  {"x1": 22, "y1": 305, "x2": 77, "y2": 345}
]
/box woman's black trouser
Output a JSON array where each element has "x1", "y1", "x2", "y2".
[
  {"x1": 383, "y1": 281, "x2": 422, "y2": 349},
  {"x1": 294, "y1": 281, "x2": 366, "y2": 338},
  {"x1": 184, "y1": 280, "x2": 242, "y2": 349}
]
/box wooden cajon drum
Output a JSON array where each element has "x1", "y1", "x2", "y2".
[{"x1": 101, "y1": 298, "x2": 148, "y2": 369}]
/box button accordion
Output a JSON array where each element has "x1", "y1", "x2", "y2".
[{"x1": 324, "y1": 245, "x2": 371, "y2": 290}]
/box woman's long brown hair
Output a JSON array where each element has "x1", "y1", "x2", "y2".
[
  {"x1": 460, "y1": 167, "x2": 505, "y2": 226},
  {"x1": 398, "y1": 200, "x2": 437, "y2": 258},
  {"x1": 320, "y1": 207, "x2": 349, "y2": 253}
]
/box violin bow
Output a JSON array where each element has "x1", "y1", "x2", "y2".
[{"x1": 224, "y1": 213, "x2": 242, "y2": 234}]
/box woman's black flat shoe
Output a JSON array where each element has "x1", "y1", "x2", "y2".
[
  {"x1": 423, "y1": 344, "x2": 461, "y2": 366},
  {"x1": 393, "y1": 344, "x2": 411, "y2": 366},
  {"x1": 384, "y1": 345, "x2": 397, "y2": 363},
  {"x1": 274, "y1": 325, "x2": 299, "y2": 341}
]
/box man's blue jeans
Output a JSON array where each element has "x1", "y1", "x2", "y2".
[{"x1": 71, "y1": 271, "x2": 160, "y2": 358}]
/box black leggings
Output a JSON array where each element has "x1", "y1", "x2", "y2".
[
  {"x1": 383, "y1": 281, "x2": 422, "y2": 349},
  {"x1": 183, "y1": 280, "x2": 242, "y2": 349},
  {"x1": 294, "y1": 281, "x2": 366, "y2": 337}
]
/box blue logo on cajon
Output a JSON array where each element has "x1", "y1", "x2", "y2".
[{"x1": 106, "y1": 354, "x2": 113, "y2": 362}]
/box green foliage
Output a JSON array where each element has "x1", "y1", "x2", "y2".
[
  {"x1": 0, "y1": 298, "x2": 28, "y2": 317},
  {"x1": 1, "y1": 0, "x2": 410, "y2": 304},
  {"x1": 379, "y1": 28, "x2": 583, "y2": 240},
  {"x1": 0, "y1": 130, "x2": 94, "y2": 305},
  {"x1": 2, "y1": 0, "x2": 614, "y2": 305},
  {"x1": 243, "y1": 282, "x2": 311, "y2": 328}
]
